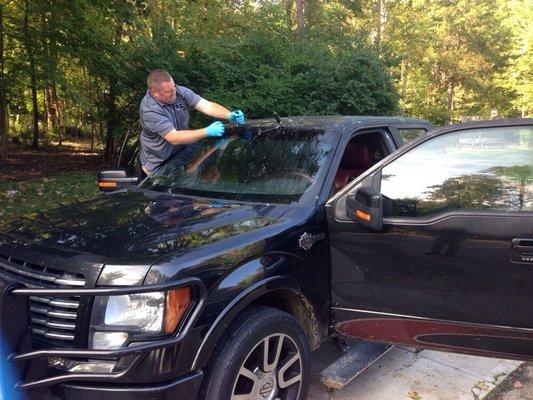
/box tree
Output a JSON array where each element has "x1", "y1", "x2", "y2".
[
  {"x1": 0, "y1": 1, "x2": 11, "y2": 163},
  {"x1": 22, "y1": 0, "x2": 39, "y2": 148}
]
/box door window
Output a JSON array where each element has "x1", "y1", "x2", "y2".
[
  {"x1": 398, "y1": 128, "x2": 427, "y2": 144},
  {"x1": 381, "y1": 126, "x2": 533, "y2": 217}
]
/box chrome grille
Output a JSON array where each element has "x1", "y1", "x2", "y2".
[{"x1": 0, "y1": 253, "x2": 85, "y2": 345}]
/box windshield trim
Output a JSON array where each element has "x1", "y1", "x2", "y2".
[{"x1": 131, "y1": 186, "x2": 315, "y2": 208}]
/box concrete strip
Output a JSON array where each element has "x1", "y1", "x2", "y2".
[{"x1": 309, "y1": 342, "x2": 522, "y2": 400}]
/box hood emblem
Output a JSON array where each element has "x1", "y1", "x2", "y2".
[{"x1": 298, "y1": 232, "x2": 326, "y2": 251}]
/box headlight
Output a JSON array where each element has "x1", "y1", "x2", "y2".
[
  {"x1": 101, "y1": 292, "x2": 165, "y2": 332},
  {"x1": 90, "y1": 287, "x2": 191, "y2": 349}
]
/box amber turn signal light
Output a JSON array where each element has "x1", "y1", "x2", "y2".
[
  {"x1": 356, "y1": 209, "x2": 371, "y2": 221},
  {"x1": 98, "y1": 181, "x2": 117, "y2": 188},
  {"x1": 165, "y1": 287, "x2": 191, "y2": 334}
]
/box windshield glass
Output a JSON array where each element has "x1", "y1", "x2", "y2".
[{"x1": 139, "y1": 125, "x2": 334, "y2": 203}]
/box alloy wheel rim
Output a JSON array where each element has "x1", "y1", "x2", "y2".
[{"x1": 230, "y1": 333, "x2": 303, "y2": 400}]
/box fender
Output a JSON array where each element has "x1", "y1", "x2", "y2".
[{"x1": 191, "y1": 271, "x2": 301, "y2": 370}]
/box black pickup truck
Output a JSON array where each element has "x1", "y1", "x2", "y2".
[{"x1": 0, "y1": 116, "x2": 531, "y2": 400}]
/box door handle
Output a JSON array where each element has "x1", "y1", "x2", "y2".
[{"x1": 510, "y1": 238, "x2": 533, "y2": 263}]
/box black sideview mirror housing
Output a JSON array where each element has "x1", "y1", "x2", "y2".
[
  {"x1": 98, "y1": 170, "x2": 139, "y2": 192},
  {"x1": 346, "y1": 186, "x2": 383, "y2": 230}
]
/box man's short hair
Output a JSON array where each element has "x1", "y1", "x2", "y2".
[{"x1": 147, "y1": 70, "x2": 173, "y2": 89}]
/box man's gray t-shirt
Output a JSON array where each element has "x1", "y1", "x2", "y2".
[{"x1": 139, "y1": 85, "x2": 202, "y2": 172}]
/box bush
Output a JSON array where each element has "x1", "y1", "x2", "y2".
[{"x1": 181, "y1": 34, "x2": 398, "y2": 124}]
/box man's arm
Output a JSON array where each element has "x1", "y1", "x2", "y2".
[
  {"x1": 163, "y1": 120, "x2": 225, "y2": 145},
  {"x1": 194, "y1": 98, "x2": 231, "y2": 120},
  {"x1": 163, "y1": 128, "x2": 208, "y2": 145}
]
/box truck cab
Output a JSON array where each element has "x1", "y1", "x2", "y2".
[{"x1": 0, "y1": 116, "x2": 531, "y2": 400}]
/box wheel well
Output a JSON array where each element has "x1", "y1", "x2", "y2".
[{"x1": 250, "y1": 288, "x2": 326, "y2": 350}]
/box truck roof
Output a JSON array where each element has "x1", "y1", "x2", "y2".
[{"x1": 247, "y1": 115, "x2": 431, "y2": 132}]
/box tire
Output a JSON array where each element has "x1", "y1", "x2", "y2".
[{"x1": 200, "y1": 306, "x2": 310, "y2": 400}]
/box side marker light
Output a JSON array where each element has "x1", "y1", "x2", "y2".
[
  {"x1": 356, "y1": 210, "x2": 371, "y2": 221},
  {"x1": 98, "y1": 181, "x2": 117, "y2": 188}
]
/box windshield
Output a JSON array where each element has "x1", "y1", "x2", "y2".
[{"x1": 139, "y1": 125, "x2": 334, "y2": 203}]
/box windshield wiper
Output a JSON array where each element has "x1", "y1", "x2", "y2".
[
  {"x1": 257, "y1": 113, "x2": 284, "y2": 135},
  {"x1": 274, "y1": 112, "x2": 283, "y2": 126}
]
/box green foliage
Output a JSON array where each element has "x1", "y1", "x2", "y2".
[
  {"x1": 187, "y1": 35, "x2": 397, "y2": 123},
  {"x1": 0, "y1": 172, "x2": 99, "y2": 223},
  {"x1": 1, "y1": 0, "x2": 531, "y2": 161},
  {"x1": 383, "y1": 0, "x2": 530, "y2": 122},
  {"x1": 1, "y1": 0, "x2": 399, "y2": 158}
]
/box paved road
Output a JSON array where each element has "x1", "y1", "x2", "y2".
[{"x1": 308, "y1": 340, "x2": 527, "y2": 400}]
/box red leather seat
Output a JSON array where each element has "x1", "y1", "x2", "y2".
[{"x1": 333, "y1": 144, "x2": 373, "y2": 193}]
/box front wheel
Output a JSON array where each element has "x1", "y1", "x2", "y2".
[{"x1": 200, "y1": 306, "x2": 310, "y2": 400}]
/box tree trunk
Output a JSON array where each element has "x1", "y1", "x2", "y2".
[
  {"x1": 46, "y1": 2, "x2": 60, "y2": 138},
  {"x1": 52, "y1": 85, "x2": 62, "y2": 145},
  {"x1": 296, "y1": 0, "x2": 306, "y2": 38},
  {"x1": 400, "y1": 56, "x2": 409, "y2": 101},
  {"x1": 447, "y1": 77, "x2": 455, "y2": 124},
  {"x1": 373, "y1": 0, "x2": 385, "y2": 53},
  {"x1": 286, "y1": 0, "x2": 292, "y2": 34},
  {"x1": 42, "y1": 86, "x2": 48, "y2": 142},
  {"x1": 23, "y1": 0, "x2": 39, "y2": 148},
  {"x1": 91, "y1": 122, "x2": 95, "y2": 151},
  {"x1": 400, "y1": 0, "x2": 412, "y2": 104},
  {"x1": 46, "y1": 85, "x2": 57, "y2": 132},
  {"x1": 0, "y1": 5, "x2": 8, "y2": 163},
  {"x1": 104, "y1": 78, "x2": 118, "y2": 163},
  {"x1": 104, "y1": 23, "x2": 124, "y2": 164},
  {"x1": 29, "y1": 63, "x2": 39, "y2": 148}
]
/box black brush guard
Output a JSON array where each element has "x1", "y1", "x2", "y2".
[{"x1": 2, "y1": 278, "x2": 206, "y2": 393}]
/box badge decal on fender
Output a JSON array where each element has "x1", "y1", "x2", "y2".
[{"x1": 298, "y1": 232, "x2": 326, "y2": 251}]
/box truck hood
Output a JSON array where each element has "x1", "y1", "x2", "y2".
[{"x1": 0, "y1": 190, "x2": 289, "y2": 263}]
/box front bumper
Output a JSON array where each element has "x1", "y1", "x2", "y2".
[
  {"x1": 2, "y1": 278, "x2": 206, "y2": 395},
  {"x1": 50, "y1": 371, "x2": 203, "y2": 400}
]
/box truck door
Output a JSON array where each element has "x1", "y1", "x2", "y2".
[{"x1": 326, "y1": 120, "x2": 533, "y2": 360}]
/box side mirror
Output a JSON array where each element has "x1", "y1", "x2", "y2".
[
  {"x1": 346, "y1": 186, "x2": 383, "y2": 230},
  {"x1": 98, "y1": 170, "x2": 139, "y2": 192}
]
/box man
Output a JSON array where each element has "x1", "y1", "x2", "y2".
[{"x1": 139, "y1": 69, "x2": 245, "y2": 174}]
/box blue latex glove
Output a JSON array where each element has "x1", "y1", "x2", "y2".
[
  {"x1": 205, "y1": 121, "x2": 225, "y2": 137},
  {"x1": 228, "y1": 110, "x2": 245, "y2": 125}
]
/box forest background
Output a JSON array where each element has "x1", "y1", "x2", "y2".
[{"x1": 0, "y1": 0, "x2": 531, "y2": 166}]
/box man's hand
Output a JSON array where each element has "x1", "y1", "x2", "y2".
[
  {"x1": 228, "y1": 110, "x2": 245, "y2": 125},
  {"x1": 205, "y1": 121, "x2": 225, "y2": 137}
]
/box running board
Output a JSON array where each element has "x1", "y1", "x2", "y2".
[{"x1": 320, "y1": 340, "x2": 394, "y2": 390}]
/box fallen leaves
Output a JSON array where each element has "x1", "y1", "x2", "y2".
[
  {"x1": 475, "y1": 381, "x2": 491, "y2": 391},
  {"x1": 408, "y1": 390, "x2": 421, "y2": 400},
  {"x1": 5, "y1": 190, "x2": 19, "y2": 198},
  {"x1": 513, "y1": 380, "x2": 523, "y2": 389},
  {"x1": 0, "y1": 172, "x2": 98, "y2": 223}
]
